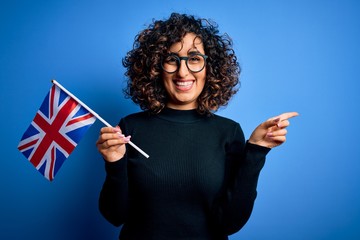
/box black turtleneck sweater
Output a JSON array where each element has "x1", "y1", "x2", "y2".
[{"x1": 99, "y1": 108, "x2": 270, "y2": 240}]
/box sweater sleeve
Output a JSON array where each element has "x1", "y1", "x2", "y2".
[
  {"x1": 215, "y1": 123, "x2": 271, "y2": 235},
  {"x1": 98, "y1": 120, "x2": 129, "y2": 227}
]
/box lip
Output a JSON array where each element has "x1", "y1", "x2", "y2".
[{"x1": 173, "y1": 79, "x2": 195, "y2": 91}]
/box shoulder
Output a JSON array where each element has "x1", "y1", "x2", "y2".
[
  {"x1": 123, "y1": 111, "x2": 150, "y2": 121},
  {"x1": 211, "y1": 113, "x2": 237, "y2": 123},
  {"x1": 117, "y1": 111, "x2": 153, "y2": 135},
  {"x1": 206, "y1": 113, "x2": 244, "y2": 138},
  {"x1": 210, "y1": 113, "x2": 240, "y2": 128},
  {"x1": 119, "y1": 111, "x2": 152, "y2": 126}
]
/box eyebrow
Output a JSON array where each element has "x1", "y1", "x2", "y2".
[
  {"x1": 188, "y1": 49, "x2": 202, "y2": 54},
  {"x1": 169, "y1": 50, "x2": 202, "y2": 56}
]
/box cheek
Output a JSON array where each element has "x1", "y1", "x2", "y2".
[
  {"x1": 162, "y1": 73, "x2": 172, "y2": 90},
  {"x1": 197, "y1": 71, "x2": 206, "y2": 87},
  {"x1": 162, "y1": 71, "x2": 171, "y2": 82}
]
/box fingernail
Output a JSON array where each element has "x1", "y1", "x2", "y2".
[
  {"x1": 124, "y1": 135, "x2": 131, "y2": 142},
  {"x1": 267, "y1": 132, "x2": 273, "y2": 137},
  {"x1": 273, "y1": 117, "x2": 280, "y2": 123},
  {"x1": 117, "y1": 132, "x2": 125, "y2": 138},
  {"x1": 277, "y1": 123, "x2": 282, "y2": 128}
]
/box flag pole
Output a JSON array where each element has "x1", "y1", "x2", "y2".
[{"x1": 52, "y1": 80, "x2": 149, "y2": 159}]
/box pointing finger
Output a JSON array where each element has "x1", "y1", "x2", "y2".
[
  {"x1": 277, "y1": 112, "x2": 299, "y2": 121},
  {"x1": 263, "y1": 112, "x2": 299, "y2": 129}
]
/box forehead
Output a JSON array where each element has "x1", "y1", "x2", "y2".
[{"x1": 169, "y1": 32, "x2": 205, "y2": 53}]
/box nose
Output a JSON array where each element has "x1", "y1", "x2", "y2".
[{"x1": 177, "y1": 59, "x2": 189, "y2": 77}]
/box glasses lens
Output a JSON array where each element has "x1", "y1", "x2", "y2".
[
  {"x1": 162, "y1": 55, "x2": 179, "y2": 73},
  {"x1": 187, "y1": 54, "x2": 206, "y2": 72}
]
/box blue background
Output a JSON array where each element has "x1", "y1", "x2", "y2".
[{"x1": 1, "y1": 0, "x2": 359, "y2": 239}]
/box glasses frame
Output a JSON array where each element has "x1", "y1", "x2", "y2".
[{"x1": 161, "y1": 53, "x2": 208, "y2": 74}]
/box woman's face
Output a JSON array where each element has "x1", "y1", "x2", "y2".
[{"x1": 162, "y1": 32, "x2": 206, "y2": 110}]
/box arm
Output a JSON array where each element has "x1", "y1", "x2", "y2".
[
  {"x1": 98, "y1": 157, "x2": 129, "y2": 226},
  {"x1": 214, "y1": 125, "x2": 270, "y2": 235},
  {"x1": 216, "y1": 112, "x2": 299, "y2": 234},
  {"x1": 97, "y1": 119, "x2": 131, "y2": 226}
]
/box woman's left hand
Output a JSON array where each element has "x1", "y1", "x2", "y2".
[{"x1": 248, "y1": 112, "x2": 299, "y2": 148}]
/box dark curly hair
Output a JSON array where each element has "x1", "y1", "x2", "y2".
[{"x1": 123, "y1": 12, "x2": 241, "y2": 115}]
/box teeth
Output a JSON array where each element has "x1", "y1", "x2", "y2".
[{"x1": 175, "y1": 81, "x2": 193, "y2": 86}]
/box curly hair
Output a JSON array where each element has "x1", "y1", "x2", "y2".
[{"x1": 123, "y1": 12, "x2": 241, "y2": 115}]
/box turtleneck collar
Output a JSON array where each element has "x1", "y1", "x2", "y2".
[{"x1": 156, "y1": 107, "x2": 208, "y2": 123}]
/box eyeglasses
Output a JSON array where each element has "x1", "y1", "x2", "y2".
[{"x1": 161, "y1": 53, "x2": 208, "y2": 73}]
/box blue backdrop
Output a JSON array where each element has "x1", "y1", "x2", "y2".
[{"x1": 1, "y1": 0, "x2": 360, "y2": 239}]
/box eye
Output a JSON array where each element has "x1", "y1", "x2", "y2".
[
  {"x1": 164, "y1": 55, "x2": 178, "y2": 65},
  {"x1": 188, "y1": 55, "x2": 202, "y2": 63}
]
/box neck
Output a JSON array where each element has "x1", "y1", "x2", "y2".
[
  {"x1": 157, "y1": 107, "x2": 206, "y2": 123},
  {"x1": 166, "y1": 103, "x2": 197, "y2": 110}
]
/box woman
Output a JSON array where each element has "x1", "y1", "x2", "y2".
[{"x1": 97, "y1": 13, "x2": 298, "y2": 239}]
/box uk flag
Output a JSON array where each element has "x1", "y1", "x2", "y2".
[{"x1": 18, "y1": 84, "x2": 96, "y2": 181}]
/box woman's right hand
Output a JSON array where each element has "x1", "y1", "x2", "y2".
[{"x1": 96, "y1": 126, "x2": 131, "y2": 162}]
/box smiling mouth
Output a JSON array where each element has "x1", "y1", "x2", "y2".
[{"x1": 174, "y1": 80, "x2": 194, "y2": 91}]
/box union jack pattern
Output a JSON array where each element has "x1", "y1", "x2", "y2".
[{"x1": 18, "y1": 84, "x2": 96, "y2": 181}]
